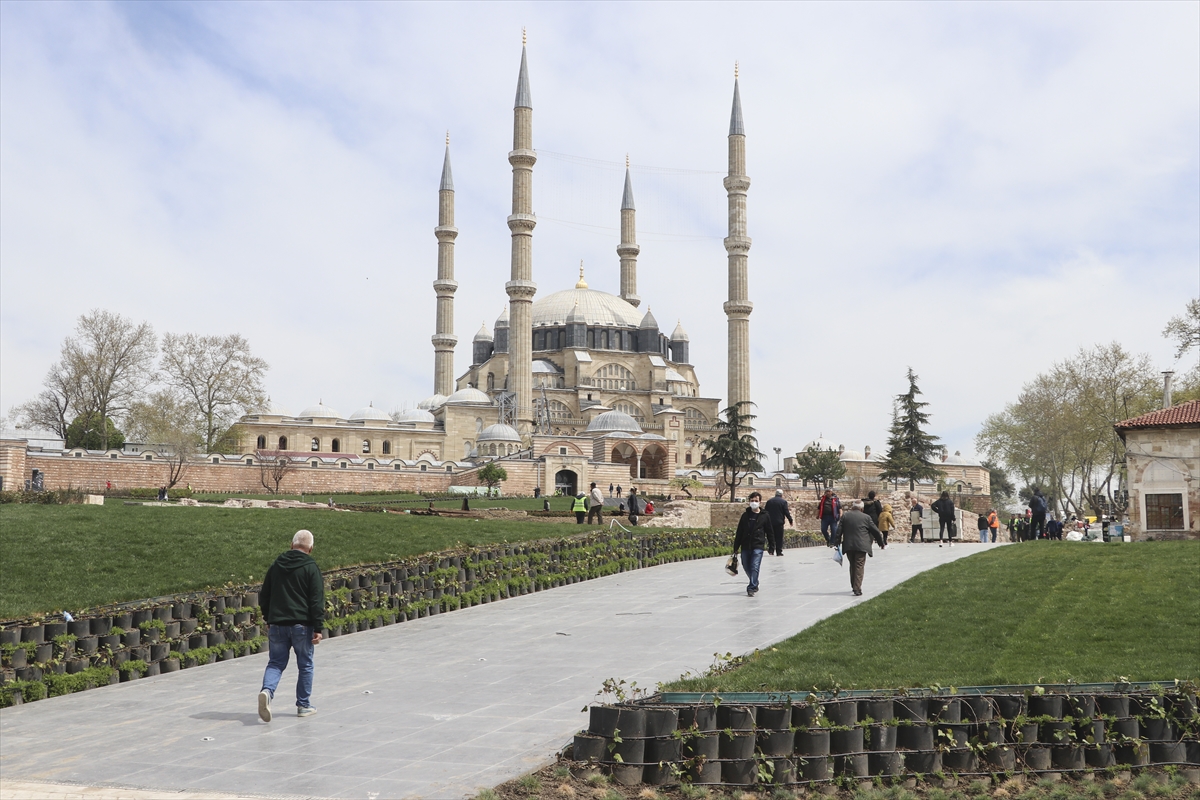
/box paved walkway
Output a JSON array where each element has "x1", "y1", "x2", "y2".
[{"x1": 0, "y1": 542, "x2": 988, "y2": 800}]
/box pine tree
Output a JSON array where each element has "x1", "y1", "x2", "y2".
[
  {"x1": 878, "y1": 368, "x2": 943, "y2": 491},
  {"x1": 699, "y1": 401, "x2": 765, "y2": 502}
]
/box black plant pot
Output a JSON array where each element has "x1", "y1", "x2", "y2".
[
  {"x1": 930, "y1": 698, "x2": 961, "y2": 723},
  {"x1": 1085, "y1": 745, "x2": 1115, "y2": 768},
  {"x1": 830, "y1": 728, "x2": 864, "y2": 754},
  {"x1": 573, "y1": 734, "x2": 607, "y2": 763},
  {"x1": 65, "y1": 657, "x2": 87, "y2": 674},
  {"x1": 34, "y1": 643, "x2": 53, "y2": 664},
  {"x1": 642, "y1": 762, "x2": 677, "y2": 786},
  {"x1": 90, "y1": 618, "x2": 112, "y2": 636},
  {"x1": 173, "y1": 601, "x2": 192, "y2": 619},
  {"x1": 1149, "y1": 742, "x2": 1188, "y2": 765},
  {"x1": 150, "y1": 643, "x2": 170, "y2": 661},
  {"x1": 796, "y1": 729, "x2": 831, "y2": 756},
  {"x1": 67, "y1": 620, "x2": 91, "y2": 638},
  {"x1": 100, "y1": 634, "x2": 121, "y2": 650},
  {"x1": 1141, "y1": 717, "x2": 1175, "y2": 741},
  {"x1": 979, "y1": 721, "x2": 1005, "y2": 745},
  {"x1": 801, "y1": 756, "x2": 830, "y2": 781},
  {"x1": 1075, "y1": 718, "x2": 1104, "y2": 744},
  {"x1": 610, "y1": 764, "x2": 644, "y2": 786},
  {"x1": 895, "y1": 697, "x2": 929, "y2": 721},
  {"x1": 963, "y1": 696, "x2": 994, "y2": 722},
  {"x1": 757, "y1": 729, "x2": 794, "y2": 757},
  {"x1": 145, "y1": 661, "x2": 160, "y2": 677},
  {"x1": 164, "y1": 622, "x2": 180, "y2": 639},
  {"x1": 835, "y1": 753, "x2": 869, "y2": 778},
  {"x1": 1028, "y1": 695, "x2": 1063, "y2": 719},
  {"x1": 687, "y1": 760, "x2": 722, "y2": 784},
  {"x1": 683, "y1": 733, "x2": 719, "y2": 759},
  {"x1": 679, "y1": 705, "x2": 718, "y2": 731},
  {"x1": 1097, "y1": 695, "x2": 1130, "y2": 718},
  {"x1": 143, "y1": 628, "x2": 160, "y2": 644},
  {"x1": 0, "y1": 629, "x2": 19, "y2": 646},
  {"x1": 1186, "y1": 741, "x2": 1200, "y2": 766},
  {"x1": 825, "y1": 700, "x2": 858, "y2": 727},
  {"x1": 903, "y1": 751, "x2": 940, "y2": 775},
  {"x1": 645, "y1": 738, "x2": 682, "y2": 763},
  {"x1": 122, "y1": 630, "x2": 140, "y2": 648},
  {"x1": 940, "y1": 723, "x2": 972, "y2": 749},
  {"x1": 7, "y1": 648, "x2": 27, "y2": 668},
  {"x1": 985, "y1": 746, "x2": 1017, "y2": 771},
  {"x1": 188, "y1": 634, "x2": 208, "y2": 650},
  {"x1": 719, "y1": 732, "x2": 756, "y2": 760},
  {"x1": 43, "y1": 622, "x2": 67, "y2": 639},
  {"x1": 76, "y1": 637, "x2": 98, "y2": 656},
  {"x1": 994, "y1": 695, "x2": 1026, "y2": 720},
  {"x1": 868, "y1": 725, "x2": 897, "y2": 752},
  {"x1": 1021, "y1": 746, "x2": 1052, "y2": 770},
  {"x1": 1115, "y1": 742, "x2": 1149, "y2": 766},
  {"x1": 1010, "y1": 722, "x2": 1039, "y2": 745},
  {"x1": 768, "y1": 757, "x2": 796, "y2": 785},
  {"x1": 160, "y1": 658, "x2": 180, "y2": 674},
  {"x1": 131, "y1": 610, "x2": 151, "y2": 627},
  {"x1": 860, "y1": 699, "x2": 895, "y2": 723},
  {"x1": 643, "y1": 707, "x2": 679, "y2": 737},
  {"x1": 942, "y1": 749, "x2": 978, "y2": 773},
  {"x1": 1068, "y1": 695, "x2": 1097, "y2": 719},
  {"x1": 897, "y1": 724, "x2": 935, "y2": 751},
  {"x1": 179, "y1": 618, "x2": 198, "y2": 635},
  {"x1": 869, "y1": 751, "x2": 904, "y2": 776},
  {"x1": 207, "y1": 631, "x2": 225, "y2": 647},
  {"x1": 589, "y1": 705, "x2": 646, "y2": 738},
  {"x1": 721, "y1": 759, "x2": 756, "y2": 785},
  {"x1": 717, "y1": 705, "x2": 756, "y2": 730},
  {"x1": 1039, "y1": 720, "x2": 1074, "y2": 745},
  {"x1": 1111, "y1": 717, "x2": 1139, "y2": 740},
  {"x1": 757, "y1": 705, "x2": 791, "y2": 730},
  {"x1": 1051, "y1": 745, "x2": 1085, "y2": 771}
]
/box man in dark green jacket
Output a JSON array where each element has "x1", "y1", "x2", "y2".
[{"x1": 258, "y1": 530, "x2": 325, "y2": 722}]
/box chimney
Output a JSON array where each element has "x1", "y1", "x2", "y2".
[
  {"x1": 1163, "y1": 371, "x2": 1175, "y2": 409},
  {"x1": 864, "y1": 445, "x2": 871, "y2": 458}
]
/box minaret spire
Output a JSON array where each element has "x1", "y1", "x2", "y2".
[
  {"x1": 723, "y1": 66, "x2": 752, "y2": 411},
  {"x1": 432, "y1": 134, "x2": 459, "y2": 397},
  {"x1": 618, "y1": 155, "x2": 641, "y2": 307},
  {"x1": 506, "y1": 36, "x2": 537, "y2": 432}
]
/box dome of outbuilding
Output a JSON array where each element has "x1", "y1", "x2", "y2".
[
  {"x1": 259, "y1": 401, "x2": 292, "y2": 417},
  {"x1": 639, "y1": 432, "x2": 667, "y2": 440},
  {"x1": 299, "y1": 402, "x2": 341, "y2": 419},
  {"x1": 584, "y1": 410, "x2": 643, "y2": 434},
  {"x1": 532, "y1": 288, "x2": 644, "y2": 328},
  {"x1": 417, "y1": 394, "x2": 447, "y2": 410},
  {"x1": 802, "y1": 437, "x2": 838, "y2": 453},
  {"x1": 394, "y1": 408, "x2": 436, "y2": 424},
  {"x1": 445, "y1": 387, "x2": 492, "y2": 404},
  {"x1": 349, "y1": 404, "x2": 391, "y2": 422},
  {"x1": 477, "y1": 423, "x2": 521, "y2": 443},
  {"x1": 838, "y1": 448, "x2": 866, "y2": 462}
]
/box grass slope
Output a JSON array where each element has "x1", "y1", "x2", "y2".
[
  {"x1": 668, "y1": 542, "x2": 1200, "y2": 691},
  {"x1": 0, "y1": 503, "x2": 608, "y2": 618}
]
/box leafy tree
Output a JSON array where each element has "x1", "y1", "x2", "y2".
[
  {"x1": 477, "y1": 462, "x2": 507, "y2": 495},
  {"x1": 160, "y1": 333, "x2": 268, "y2": 453},
  {"x1": 792, "y1": 445, "x2": 846, "y2": 497},
  {"x1": 1162, "y1": 298, "x2": 1200, "y2": 359},
  {"x1": 126, "y1": 390, "x2": 201, "y2": 488},
  {"x1": 65, "y1": 413, "x2": 125, "y2": 451},
  {"x1": 877, "y1": 369, "x2": 943, "y2": 490},
  {"x1": 668, "y1": 475, "x2": 703, "y2": 499},
  {"x1": 981, "y1": 459, "x2": 1015, "y2": 504},
  {"x1": 699, "y1": 401, "x2": 765, "y2": 502}
]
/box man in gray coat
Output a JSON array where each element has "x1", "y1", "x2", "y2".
[{"x1": 831, "y1": 499, "x2": 886, "y2": 596}]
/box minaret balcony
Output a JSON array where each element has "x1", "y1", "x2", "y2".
[{"x1": 506, "y1": 213, "x2": 537, "y2": 233}]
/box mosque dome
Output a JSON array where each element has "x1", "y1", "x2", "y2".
[
  {"x1": 838, "y1": 448, "x2": 866, "y2": 462},
  {"x1": 584, "y1": 410, "x2": 644, "y2": 434},
  {"x1": 349, "y1": 404, "x2": 391, "y2": 422},
  {"x1": 394, "y1": 408, "x2": 436, "y2": 424},
  {"x1": 802, "y1": 437, "x2": 839, "y2": 453},
  {"x1": 298, "y1": 402, "x2": 341, "y2": 419},
  {"x1": 417, "y1": 394, "x2": 447, "y2": 410},
  {"x1": 445, "y1": 387, "x2": 492, "y2": 405},
  {"x1": 259, "y1": 401, "x2": 292, "y2": 417},
  {"x1": 533, "y1": 359, "x2": 562, "y2": 374},
  {"x1": 532, "y1": 287, "x2": 644, "y2": 328},
  {"x1": 477, "y1": 423, "x2": 521, "y2": 443}
]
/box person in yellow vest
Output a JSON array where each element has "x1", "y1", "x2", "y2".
[{"x1": 572, "y1": 491, "x2": 588, "y2": 524}]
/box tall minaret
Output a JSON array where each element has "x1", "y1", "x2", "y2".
[
  {"x1": 723, "y1": 64, "x2": 752, "y2": 411},
  {"x1": 432, "y1": 133, "x2": 459, "y2": 398},
  {"x1": 506, "y1": 32, "x2": 537, "y2": 431},
  {"x1": 618, "y1": 155, "x2": 641, "y2": 307}
]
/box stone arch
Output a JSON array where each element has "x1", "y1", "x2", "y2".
[
  {"x1": 641, "y1": 443, "x2": 669, "y2": 480},
  {"x1": 554, "y1": 469, "x2": 578, "y2": 496},
  {"x1": 278, "y1": 436, "x2": 288, "y2": 450},
  {"x1": 611, "y1": 442, "x2": 638, "y2": 478},
  {"x1": 382, "y1": 440, "x2": 391, "y2": 455},
  {"x1": 256, "y1": 435, "x2": 266, "y2": 449},
  {"x1": 612, "y1": 401, "x2": 645, "y2": 426},
  {"x1": 331, "y1": 438, "x2": 340, "y2": 453},
  {"x1": 594, "y1": 363, "x2": 636, "y2": 391}
]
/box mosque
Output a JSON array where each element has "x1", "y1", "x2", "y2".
[{"x1": 232, "y1": 41, "x2": 753, "y2": 496}]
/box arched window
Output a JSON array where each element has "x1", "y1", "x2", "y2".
[
  {"x1": 278, "y1": 436, "x2": 288, "y2": 450},
  {"x1": 685, "y1": 453, "x2": 693, "y2": 464},
  {"x1": 331, "y1": 439, "x2": 340, "y2": 453},
  {"x1": 464, "y1": 441, "x2": 473, "y2": 459},
  {"x1": 487, "y1": 373, "x2": 495, "y2": 391},
  {"x1": 613, "y1": 401, "x2": 645, "y2": 426},
  {"x1": 256, "y1": 435, "x2": 266, "y2": 449},
  {"x1": 311, "y1": 438, "x2": 319, "y2": 452},
  {"x1": 594, "y1": 363, "x2": 636, "y2": 391},
  {"x1": 382, "y1": 441, "x2": 391, "y2": 455},
  {"x1": 684, "y1": 407, "x2": 710, "y2": 431},
  {"x1": 362, "y1": 440, "x2": 370, "y2": 454},
  {"x1": 548, "y1": 400, "x2": 573, "y2": 422},
  {"x1": 747, "y1": 476, "x2": 755, "y2": 486}
]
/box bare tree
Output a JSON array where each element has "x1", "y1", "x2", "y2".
[
  {"x1": 1163, "y1": 298, "x2": 1200, "y2": 359},
  {"x1": 126, "y1": 390, "x2": 200, "y2": 488},
  {"x1": 257, "y1": 450, "x2": 294, "y2": 494},
  {"x1": 63, "y1": 310, "x2": 158, "y2": 450},
  {"x1": 160, "y1": 333, "x2": 268, "y2": 453},
  {"x1": 11, "y1": 360, "x2": 81, "y2": 439}
]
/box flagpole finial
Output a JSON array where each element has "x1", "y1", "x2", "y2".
[
  {"x1": 522, "y1": 27, "x2": 527, "y2": 46},
  {"x1": 735, "y1": 61, "x2": 739, "y2": 79},
  {"x1": 446, "y1": 130, "x2": 450, "y2": 146},
  {"x1": 626, "y1": 153, "x2": 630, "y2": 168}
]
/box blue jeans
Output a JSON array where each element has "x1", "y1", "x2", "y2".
[
  {"x1": 740, "y1": 548, "x2": 763, "y2": 592},
  {"x1": 820, "y1": 516, "x2": 838, "y2": 545},
  {"x1": 980, "y1": 529, "x2": 989, "y2": 543},
  {"x1": 261, "y1": 624, "x2": 315, "y2": 708}
]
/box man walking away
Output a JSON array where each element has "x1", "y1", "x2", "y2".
[
  {"x1": 909, "y1": 499, "x2": 925, "y2": 543},
  {"x1": 862, "y1": 490, "x2": 883, "y2": 527},
  {"x1": 572, "y1": 490, "x2": 588, "y2": 524},
  {"x1": 765, "y1": 489, "x2": 793, "y2": 556},
  {"x1": 1029, "y1": 489, "x2": 1048, "y2": 540},
  {"x1": 733, "y1": 492, "x2": 772, "y2": 596},
  {"x1": 817, "y1": 489, "x2": 841, "y2": 547},
  {"x1": 588, "y1": 482, "x2": 605, "y2": 524},
  {"x1": 878, "y1": 503, "x2": 895, "y2": 546},
  {"x1": 831, "y1": 499, "x2": 885, "y2": 596},
  {"x1": 977, "y1": 512, "x2": 990, "y2": 543},
  {"x1": 259, "y1": 530, "x2": 325, "y2": 722},
  {"x1": 626, "y1": 487, "x2": 640, "y2": 526},
  {"x1": 931, "y1": 491, "x2": 956, "y2": 547},
  {"x1": 987, "y1": 509, "x2": 1000, "y2": 542}
]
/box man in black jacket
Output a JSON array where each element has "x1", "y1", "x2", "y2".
[
  {"x1": 930, "y1": 491, "x2": 957, "y2": 548},
  {"x1": 1029, "y1": 488, "x2": 1048, "y2": 540},
  {"x1": 831, "y1": 499, "x2": 886, "y2": 596},
  {"x1": 258, "y1": 530, "x2": 325, "y2": 722},
  {"x1": 733, "y1": 492, "x2": 772, "y2": 596},
  {"x1": 764, "y1": 489, "x2": 793, "y2": 556},
  {"x1": 862, "y1": 490, "x2": 883, "y2": 527}
]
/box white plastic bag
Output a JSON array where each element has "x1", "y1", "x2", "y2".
[{"x1": 832, "y1": 546, "x2": 843, "y2": 566}]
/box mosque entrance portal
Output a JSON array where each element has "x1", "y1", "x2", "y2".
[{"x1": 554, "y1": 469, "x2": 578, "y2": 496}]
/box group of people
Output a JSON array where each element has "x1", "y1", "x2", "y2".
[{"x1": 570, "y1": 483, "x2": 654, "y2": 526}]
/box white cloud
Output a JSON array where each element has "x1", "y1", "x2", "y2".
[{"x1": 2, "y1": 1, "x2": 1196, "y2": 462}]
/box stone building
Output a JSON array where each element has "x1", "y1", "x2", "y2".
[{"x1": 1116, "y1": 398, "x2": 1200, "y2": 540}]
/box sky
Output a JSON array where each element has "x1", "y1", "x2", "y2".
[{"x1": 2, "y1": 1, "x2": 1197, "y2": 464}]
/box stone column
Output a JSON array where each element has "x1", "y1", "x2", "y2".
[
  {"x1": 432, "y1": 139, "x2": 459, "y2": 397},
  {"x1": 506, "y1": 44, "x2": 537, "y2": 432},
  {"x1": 723, "y1": 73, "x2": 752, "y2": 412}
]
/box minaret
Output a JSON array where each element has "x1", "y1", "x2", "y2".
[
  {"x1": 432, "y1": 133, "x2": 459, "y2": 397},
  {"x1": 618, "y1": 155, "x2": 641, "y2": 307},
  {"x1": 723, "y1": 64, "x2": 752, "y2": 411},
  {"x1": 505, "y1": 32, "x2": 537, "y2": 432}
]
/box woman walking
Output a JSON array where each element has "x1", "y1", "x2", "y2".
[
  {"x1": 732, "y1": 491, "x2": 772, "y2": 597},
  {"x1": 878, "y1": 503, "x2": 895, "y2": 546},
  {"x1": 930, "y1": 490, "x2": 957, "y2": 547}
]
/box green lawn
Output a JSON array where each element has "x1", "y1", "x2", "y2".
[
  {"x1": 0, "y1": 503, "x2": 612, "y2": 619},
  {"x1": 667, "y1": 542, "x2": 1200, "y2": 692},
  {"x1": 190, "y1": 493, "x2": 589, "y2": 512}
]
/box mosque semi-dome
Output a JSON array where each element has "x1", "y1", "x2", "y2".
[
  {"x1": 584, "y1": 410, "x2": 644, "y2": 435},
  {"x1": 348, "y1": 404, "x2": 391, "y2": 422},
  {"x1": 532, "y1": 287, "x2": 644, "y2": 328},
  {"x1": 417, "y1": 394, "x2": 447, "y2": 410},
  {"x1": 394, "y1": 408, "x2": 436, "y2": 424},
  {"x1": 298, "y1": 402, "x2": 341, "y2": 419},
  {"x1": 477, "y1": 423, "x2": 521, "y2": 443},
  {"x1": 445, "y1": 387, "x2": 492, "y2": 405}
]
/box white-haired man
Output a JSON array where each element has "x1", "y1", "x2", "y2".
[
  {"x1": 831, "y1": 499, "x2": 886, "y2": 596},
  {"x1": 258, "y1": 529, "x2": 325, "y2": 721}
]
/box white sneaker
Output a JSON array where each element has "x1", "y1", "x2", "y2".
[
  {"x1": 258, "y1": 690, "x2": 272, "y2": 722},
  {"x1": 297, "y1": 705, "x2": 317, "y2": 717},
  {"x1": 949, "y1": 543, "x2": 955, "y2": 548}
]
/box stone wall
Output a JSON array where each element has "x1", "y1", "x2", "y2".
[{"x1": 1124, "y1": 426, "x2": 1199, "y2": 541}]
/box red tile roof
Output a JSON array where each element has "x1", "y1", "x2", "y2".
[{"x1": 1115, "y1": 399, "x2": 1200, "y2": 430}]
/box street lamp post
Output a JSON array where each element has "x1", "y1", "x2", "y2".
[{"x1": 773, "y1": 446, "x2": 781, "y2": 472}]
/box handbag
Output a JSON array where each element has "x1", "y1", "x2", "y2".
[
  {"x1": 725, "y1": 555, "x2": 739, "y2": 576},
  {"x1": 832, "y1": 545, "x2": 844, "y2": 566}
]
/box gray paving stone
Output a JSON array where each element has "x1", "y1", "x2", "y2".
[{"x1": 0, "y1": 543, "x2": 986, "y2": 799}]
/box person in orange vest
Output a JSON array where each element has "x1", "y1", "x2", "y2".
[{"x1": 987, "y1": 509, "x2": 1000, "y2": 542}]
